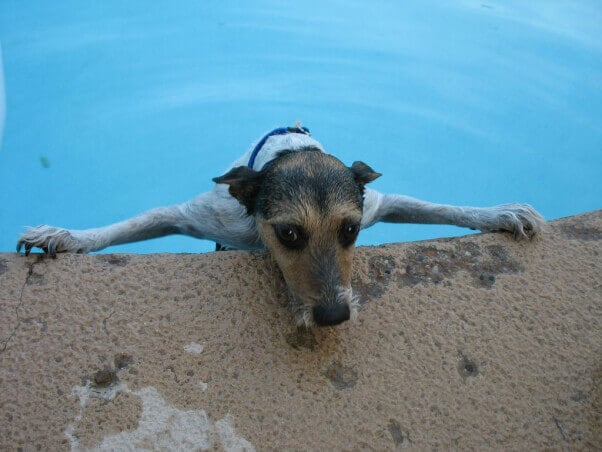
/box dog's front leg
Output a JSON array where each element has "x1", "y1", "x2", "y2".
[
  {"x1": 17, "y1": 205, "x2": 191, "y2": 255},
  {"x1": 17, "y1": 189, "x2": 261, "y2": 255},
  {"x1": 362, "y1": 189, "x2": 545, "y2": 239}
]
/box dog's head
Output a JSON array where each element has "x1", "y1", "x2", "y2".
[{"x1": 214, "y1": 149, "x2": 380, "y2": 327}]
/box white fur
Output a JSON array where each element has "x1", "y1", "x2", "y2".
[{"x1": 17, "y1": 130, "x2": 545, "y2": 255}]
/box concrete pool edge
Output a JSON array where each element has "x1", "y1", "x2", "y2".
[{"x1": 1, "y1": 210, "x2": 600, "y2": 449}]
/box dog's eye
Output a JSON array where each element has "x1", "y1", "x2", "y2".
[
  {"x1": 273, "y1": 224, "x2": 306, "y2": 250},
  {"x1": 339, "y1": 222, "x2": 360, "y2": 247}
]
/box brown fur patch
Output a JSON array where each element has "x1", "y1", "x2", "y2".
[
  {"x1": 255, "y1": 152, "x2": 367, "y2": 320},
  {"x1": 216, "y1": 150, "x2": 379, "y2": 325}
]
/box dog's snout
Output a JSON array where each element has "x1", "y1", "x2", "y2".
[{"x1": 312, "y1": 303, "x2": 350, "y2": 327}]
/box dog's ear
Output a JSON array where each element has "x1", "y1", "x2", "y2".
[
  {"x1": 213, "y1": 166, "x2": 263, "y2": 214},
  {"x1": 350, "y1": 161, "x2": 381, "y2": 189}
]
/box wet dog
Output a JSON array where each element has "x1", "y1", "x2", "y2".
[{"x1": 17, "y1": 125, "x2": 545, "y2": 327}]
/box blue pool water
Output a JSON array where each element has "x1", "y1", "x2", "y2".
[{"x1": 0, "y1": 1, "x2": 600, "y2": 254}]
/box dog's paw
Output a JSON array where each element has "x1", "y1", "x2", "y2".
[
  {"x1": 487, "y1": 204, "x2": 546, "y2": 240},
  {"x1": 16, "y1": 226, "x2": 89, "y2": 257}
]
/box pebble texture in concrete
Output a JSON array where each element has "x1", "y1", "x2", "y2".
[{"x1": 0, "y1": 211, "x2": 600, "y2": 449}]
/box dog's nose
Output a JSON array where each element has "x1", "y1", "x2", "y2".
[{"x1": 313, "y1": 303, "x2": 350, "y2": 327}]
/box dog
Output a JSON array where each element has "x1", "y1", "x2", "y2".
[{"x1": 17, "y1": 125, "x2": 545, "y2": 327}]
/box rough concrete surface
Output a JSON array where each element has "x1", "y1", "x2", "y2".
[{"x1": 1, "y1": 211, "x2": 600, "y2": 450}]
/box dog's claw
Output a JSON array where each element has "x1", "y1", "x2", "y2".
[
  {"x1": 48, "y1": 241, "x2": 57, "y2": 258},
  {"x1": 41, "y1": 245, "x2": 57, "y2": 258},
  {"x1": 490, "y1": 203, "x2": 545, "y2": 240},
  {"x1": 16, "y1": 225, "x2": 86, "y2": 256}
]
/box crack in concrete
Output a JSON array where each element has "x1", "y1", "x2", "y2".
[
  {"x1": 0, "y1": 255, "x2": 45, "y2": 353},
  {"x1": 553, "y1": 417, "x2": 569, "y2": 443},
  {"x1": 102, "y1": 307, "x2": 116, "y2": 336}
]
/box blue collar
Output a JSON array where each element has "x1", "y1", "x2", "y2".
[{"x1": 247, "y1": 125, "x2": 311, "y2": 169}]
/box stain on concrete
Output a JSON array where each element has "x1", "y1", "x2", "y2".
[
  {"x1": 477, "y1": 272, "x2": 496, "y2": 288},
  {"x1": 560, "y1": 224, "x2": 602, "y2": 241},
  {"x1": 485, "y1": 245, "x2": 521, "y2": 273},
  {"x1": 353, "y1": 255, "x2": 397, "y2": 301},
  {"x1": 399, "y1": 242, "x2": 479, "y2": 286},
  {"x1": 400, "y1": 242, "x2": 521, "y2": 289},
  {"x1": 97, "y1": 255, "x2": 130, "y2": 267},
  {"x1": 92, "y1": 367, "x2": 118, "y2": 388},
  {"x1": 458, "y1": 353, "x2": 479, "y2": 379},
  {"x1": 0, "y1": 258, "x2": 6, "y2": 276},
  {"x1": 400, "y1": 246, "x2": 449, "y2": 286},
  {"x1": 323, "y1": 362, "x2": 358, "y2": 390},
  {"x1": 286, "y1": 328, "x2": 317, "y2": 351},
  {"x1": 114, "y1": 353, "x2": 134, "y2": 370},
  {"x1": 353, "y1": 241, "x2": 523, "y2": 300},
  {"x1": 388, "y1": 419, "x2": 411, "y2": 448}
]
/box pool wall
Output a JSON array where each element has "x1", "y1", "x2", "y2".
[{"x1": 1, "y1": 210, "x2": 600, "y2": 449}]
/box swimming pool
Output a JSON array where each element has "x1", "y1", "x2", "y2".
[{"x1": 1, "y1": 1, "x2": 600, "y2": 254}]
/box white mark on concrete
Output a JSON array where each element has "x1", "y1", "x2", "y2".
[
  {"x1": 99, "y1": 386, "x2": 213, "y2": 451},
  {"x1": 199, "y1": 381, "x2": 208, "y2": 391},
  {"x1": 184, "y1": 342, "x2": 205, "y2": 354},
  {"x1": 65, "y1": 381, "x2": 254, "y2": 451},
  {"x1": 215, "y1": 414, "x2": 255, "y2": 452},
  {"x1": 72, "y1": 380, "x2": 125, "y2": 407},
  {"x1": 65, "y1": 380, "x2": 126, "y2": 450}
]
